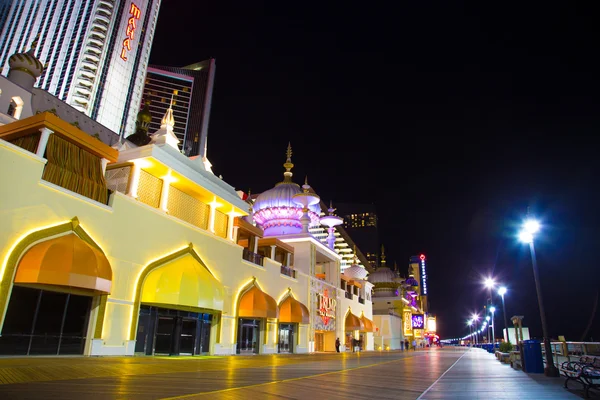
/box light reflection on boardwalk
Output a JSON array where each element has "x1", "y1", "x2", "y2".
[{"x1": 0, "y1": 348, "x2": 586, "y2": 399}]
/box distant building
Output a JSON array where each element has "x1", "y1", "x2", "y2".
[
  {"x1": 142, "y1": 59, "x2": 216, "y2": 157},
  {"x1": 335, "y1": 203, "x2": 379, "y2": 269},
  {"x1": 0, "y1": 0, "x2": 162, "y2": 137}
]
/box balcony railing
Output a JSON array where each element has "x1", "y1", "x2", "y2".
[
  {"x1": 242, "y1": 248, "x2": 264, "y2": 266},
  {"x1": 358, "y1": 296, "x2": 365, "y2": 304},
  {"x1": 345, "y1": 291, "x2": 353, "y2": 300},
  {"x1": 280, "y1": 265, "x2": 296, "y2": 279}
]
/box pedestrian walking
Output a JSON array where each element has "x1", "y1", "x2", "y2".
[
  {"x1": 412, "y1": 339, "x2": 417, "y2": 351},
  {"x1": 404, "y1": 339, "x2": 409, "y2": 351},
  {"x1": 335, "y1": 337, "x2": 340, "y2": 353}
]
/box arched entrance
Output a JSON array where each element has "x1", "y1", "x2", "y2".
[
  {"x1": 0, "y1": 218, "x2": 112, "y2": 356},
  {"x1": 277, "y1": 291, "x2": 309, "y2": 354},
  {"x1": 131, "y1": 244, "x2": 224, "y2": 356},
  {"x1": 236, "y1": 280, "x2": 277, "y2": 354},
  {"x1": 344, "y1": 310, "x2": 364, "y2": 352}
]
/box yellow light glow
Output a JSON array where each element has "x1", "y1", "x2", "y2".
[
  {"x1": 0, "y1": 220, "x2": 72, "y2": 283},
  {"x1": 133, "y1": 158, "x2": 153, "y2": 169},
  {"x1": 231, "y1": 277, "x2": 257, "y2": 343}
]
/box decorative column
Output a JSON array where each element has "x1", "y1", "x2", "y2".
[
  {"x1": 292, "y1": 177, "x2": 320, "y2": 234},
  {"x1": 227, "y1": 212, "x2": 236, "y2": 241},
  {"x1": 320, "y1": 201, "x2": 343, "y2": 250},
  {"x1": 127, "y1": 164, "x2": 142, "y2": 198},
  {"x1": 270, "y1": 245, "x2": 276, "y2": 260},
  {"x1": 36, "y1": 127, "x2": 53, "y2": 157},
  {"x1": 208, "y1": 201, "x2": 217, "y2": 233},
  {"x1": 159, "y1": 171, "x2": 172, "y2": 212},
  {"x1": 101, "y1": 158, "x2": 109, "y2": 174}
]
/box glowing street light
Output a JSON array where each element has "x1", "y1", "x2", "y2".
[
  {"x1": 484, "y1": 277, "x2": 496, "y2": 289},
  {"x1": 518, "y1": 216, "x2": 559, "y2": 377}
]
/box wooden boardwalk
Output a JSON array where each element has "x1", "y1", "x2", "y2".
[{"x1": 0, "y1": 348, "x2": 590, "y2": 399}]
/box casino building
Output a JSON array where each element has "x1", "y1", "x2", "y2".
[{"x1": 0, "y1": 42, "x2": 373, "y2": 356}]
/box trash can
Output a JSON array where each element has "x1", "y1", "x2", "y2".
[{"x1": 522, "y1": 340, "x2": 544, "y2": 373}]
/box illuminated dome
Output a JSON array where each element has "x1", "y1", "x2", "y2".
[
  {"x1": 343, "y1": 250, "x2": 368, "y2": 280},
  {"x1": 367, "y1": 246, "x2": 400, "y2": 297},
  {"x1": 253, "y1": 144, "x2": 321, "y2": 236},
  {"x1": 367, "y1": 267, "x2": 397, "y2": 284}
]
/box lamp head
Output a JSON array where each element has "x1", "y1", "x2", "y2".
[
  {"x1": 498, "y1": 286, "x2": 507, "y2": 296},
  {"x1": 490, "y1": 306, "x2": 496, "y2": 313},
  {"x1": 524, "y1": 219, "x2": 540, "y2": 234},
  {"x1": 518, "y1": 231, "x2": 533, "y2": 243},
  {"x1": 484, "y1": 277, "x2": 495, "y2": 289}
]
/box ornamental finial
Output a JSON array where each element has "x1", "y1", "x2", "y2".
[{"x1": 282, "y1": 142, "x2": 294, "y2": 183}]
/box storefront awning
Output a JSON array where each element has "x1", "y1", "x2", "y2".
[
  {"x1": 14, "y1": 233, "x2": 112, "y2": 293},
  {"x1": 141, "y1": 254, "x2": 224, "y2": 312},
  {"x1": 239, "y1": 285, "x2": 277, "y2": 319},
  {"x1": 345, "y1": 312, "x2": 365, "y2": 331},
  {"x1": 360, "y1": 314, "x2": 375, "y2": 332},
  {"x1": 278, "y1": 295, "x2": 310, "y2": 324}
]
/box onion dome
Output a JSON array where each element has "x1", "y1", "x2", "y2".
[
  {"x1": 7, "y1": 35, "x2": 45, "y2": 88},
  {"x1": 126, "y1": 100, "x2": 152, "y2": 146},
  {"x1": 253, "y1": 143, "x2": 321, "y2": 236},
  {"x1": 367, "y1": 245, "x2": 400, "y2": 297},
  {"x1": 343, "y1": 248, "x2": 368, "y2": 279}
]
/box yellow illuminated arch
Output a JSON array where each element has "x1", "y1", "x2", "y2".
[
  {"x1": 0, "y1": 217, "x2": 110, "y2": 338},
  {"x1": 129, "y1": 243, "x2": 223, "y2": 340}
]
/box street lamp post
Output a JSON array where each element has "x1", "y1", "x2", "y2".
[
  {"x1": 498, "y1": 287, "x2": 509, "y2": 342},
  {"x1": 484, "y1": 277, "x2": 495, "y2": 343},
  {"x1": 490, "y1": 306, "x2": 496, "y2": 345},
  {"x1": 485, "y1": 316, "x2": 490, "y2": 343},
  {"x1": 519, "y1": 217, "x2": 559, "y2": 377}
]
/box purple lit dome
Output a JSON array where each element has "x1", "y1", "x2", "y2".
[{"x1": 253, "y1": 144, "x2": 320, "y2": 236}]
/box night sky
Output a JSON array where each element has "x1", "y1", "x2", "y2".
[{"x1": 149, "y1": 2, "x2": 599, "y2": 341}]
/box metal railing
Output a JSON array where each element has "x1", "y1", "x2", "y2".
[
  {"x1": 242, "y1": 248, "x2": 264, "y2": 266},
  {"x1": 345, "y1": 291, "x2": 353, "y2": 300},
  {"x1": 280, "y1": 265, "x2": 296, "y2": 279},
  {"x1": 358, "y1": 296, "x2": 365, "y2": 304}
]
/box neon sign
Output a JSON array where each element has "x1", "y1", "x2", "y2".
[
  {"x1": 420, "y1": 254, "x2": 427, "y2": 295},
  {"x1": 412, "y1": 314, "x2": 425, "y2": 329},
  {"x1": 120, "y1": 3, "x2": 141, "y2": 61},
  {"x1": 317, "y1": 288, "x2": 336, "y2": 325}
]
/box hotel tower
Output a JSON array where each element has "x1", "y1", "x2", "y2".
[{"x1": 0, "y1": 0, "x2": 162, "y2": 137}]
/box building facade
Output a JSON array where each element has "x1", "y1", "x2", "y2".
[
  {"x1": 335, "y1": 203, "x2": 379, "y2": 269},
  {"x1": 142, "y1": 59, "x2": 216, "y2": 158},
  {"x1": 0, "y1": 0, "x2": 161, "y2": 137},
  {"x1": 0, "y1": 48, "x2": 374, "y2": 357}
]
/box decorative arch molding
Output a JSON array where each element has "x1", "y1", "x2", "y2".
[
  {"x1": 0, "y1": 217, "x2": 110, "y2": 338},
  {"x1": 128, "y1": 243, "x2": 220, "y2": 340}
]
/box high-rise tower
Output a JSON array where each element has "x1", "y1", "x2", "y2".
[
  {"x1": 0, "y1": 0, "x2": 162, "y2": 137},
  {"x1": 141, "y1": 59, "x2": 216, "y2": 157}
]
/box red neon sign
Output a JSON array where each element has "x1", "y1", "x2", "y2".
[
  {"x1": 120, "y1": 3, "x2": 141, "y2": 61},
  {"x1": 420, "y1": 254, "x2": 426, "y2": 260}
]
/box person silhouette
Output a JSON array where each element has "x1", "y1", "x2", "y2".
[{"x1": 335, "y1": 338, "x2": 340, "y2": 353}]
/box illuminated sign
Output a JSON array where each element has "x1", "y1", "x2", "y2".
[
  {"x1": 420, "y1": 254, "x2": 427, "y2": 295},
  {"x1": 427, "y1": 317, "x2": 437, "y2": 333},
  {"x1": 120, "y1": 3, "x2": 141, "y2": 61},
  {"x1": 317, "y1": 288, "x2": 336, "y2": 325},
  {"x1": 403, "y1": 310, "x2": 413, "y2": 336},
  {"x1": 412, "y1": 314, "x2": 425, "y2": 329}
]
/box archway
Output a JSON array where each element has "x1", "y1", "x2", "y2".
[
  {"x1": 0, "y1": 217, "x2": 112, "y2": 355},
  {"x1": 130, "y1": 243, "x2": 224, "y2": 355}
]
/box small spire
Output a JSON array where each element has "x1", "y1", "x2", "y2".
[
  {"x1": 380, "y1": 245, "x2": 386, "y2": 267},
  {"x1": 28, "y1": 33, "x2": 40, "y2": 55},
  {"x1": 160, "y1": 90, "x2": 176, "y2": 128},
  {"x1": 282, "y1": 142, "x2": 294, "y2": 183}
]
